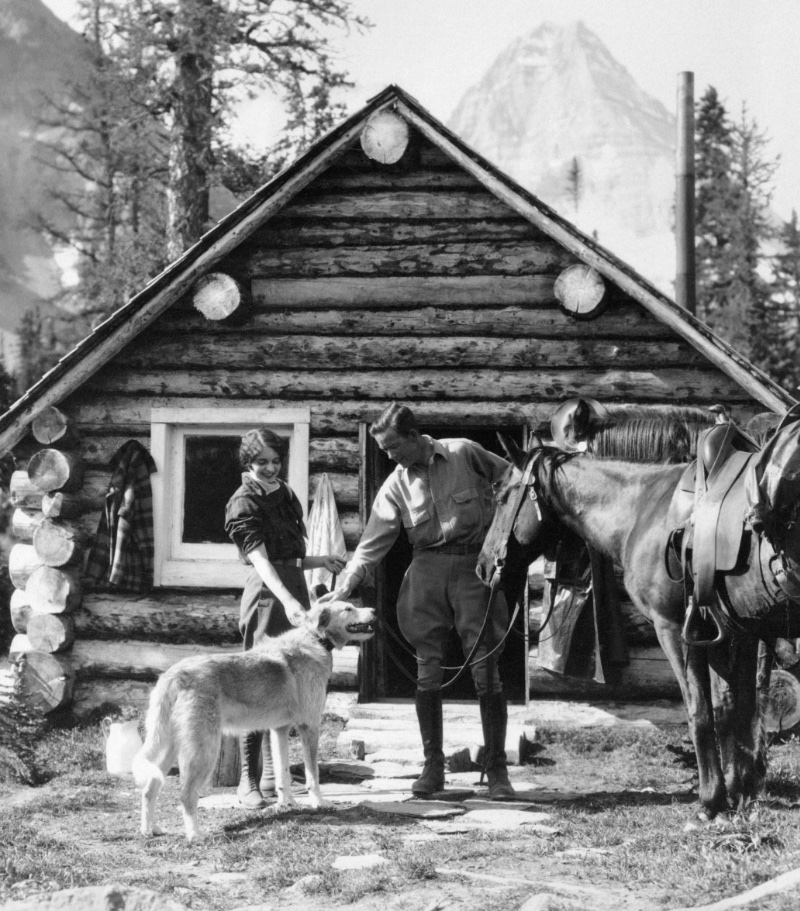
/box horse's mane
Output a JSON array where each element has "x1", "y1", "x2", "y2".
[{"x1": 585, "y1": 405, "x2": 715, "y2": 464}]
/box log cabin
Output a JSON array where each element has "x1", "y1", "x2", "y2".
[{"x1": 0, "y1": 84, "x2": 794, "y2": 718}]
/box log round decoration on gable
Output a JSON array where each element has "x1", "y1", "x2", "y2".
[
  {"x1": 192, "y1": 272, "x2": 248, "y2": 321},
  {"x1": 554, "y1": 263, "x2": 608, "y2": 321},
  {"x1": 360, "y1": 110, "x2": 410, "y2": 164}
]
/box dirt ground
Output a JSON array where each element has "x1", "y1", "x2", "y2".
[{"x1": 4, "y1": 715, "x2": 800, "y2": 911}]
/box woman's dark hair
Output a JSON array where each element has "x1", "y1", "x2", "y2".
[
  {"x1": 370, "y1": 402, "x2": 418, "y2": 438},
  {"x1": 239, "y1": 428, "x2": 288, "y2": 469}
]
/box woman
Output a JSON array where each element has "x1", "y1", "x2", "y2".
[{"x1": 225, "y1": 427, "x2": 345, "y2": 808}]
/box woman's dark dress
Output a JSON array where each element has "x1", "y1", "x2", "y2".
[{"x1": 224, "y1": 474, "x2": 309, "y2": 650}]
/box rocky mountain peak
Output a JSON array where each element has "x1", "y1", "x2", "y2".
[{"x1": 449, "y1": 20, "x2": 677, "y2": 291}]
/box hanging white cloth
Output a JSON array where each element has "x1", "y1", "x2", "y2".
[{"x1": 305, "y1": 472, "x2": 348, "y2": 595}]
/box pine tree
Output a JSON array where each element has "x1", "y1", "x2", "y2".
[
  {"x1": 694, "y1": 87, "x2": 737, "y2": 332},
  {"x1": 565, "y1": 157, "x2": 582, "y2": 219},
  {"x1": 766, "y1": 211, "x2": 800, "y2": 394},
  {"x1": 694, "y1": 88, "x2": 778, "y2": 360}
]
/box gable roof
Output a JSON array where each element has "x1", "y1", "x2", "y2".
[{"x1": 0, "y1": 84, "x2": 793, "y2": 452}]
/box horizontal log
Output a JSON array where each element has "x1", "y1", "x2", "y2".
[
  {"x1": 69, "y1": 431, "x2": 359, "y2": 471},
  {"x1": 310, "y1": 471, "x2": 358, "y2": 507},
  {"x1": 9, "y1": 638, "x2": 75, "y2": 712},
  {"x1": 10, "y1": 589, "x2": 32, "y2": 633},
  {"x1": 11, "y1": 508, "x2": 43, "y2": 543},
  {"x1": 77, "y1": 591, "x2": 242, "y2": 644},
  {"x1": 26, "y1": 565, "x2": 82, "y2": 614},
  {"x1": 117, "y1": 334, "x2": 704, "y2": 372},
  {"x1": 70, "y1": 638, "x2": 360, "y2": 687},
  {"x1": 281, "y1": 189, "x2": 519, "y2": 221},
  {"x1": 309, "y1": 168, "x2": 483, "y2": 191},
  {"x1": 72, "y1": 677, "x2": 154, "y2": 717},
  {"x1": 9, "y1": 543, "x2": 41, "y2": 590},
  {"x1": 9, "y1": 470, "x2": 44, "y2": 509},
  {"x1": 251, "y1": 275, "x2": 557, "y2": 307},
  {"x1": 238, "y1": 241, "x2": 578, "y2": 279},
  {"x1": 154, "y1": 302, "x2": 673, "y2": 340},
  {"x1": 65, "y1": 395, "x2": 766, "y2": 440},
  {"x1": 27, "y1": 448, "x2": 85, "y2": 493},
  {"x1": 27, "y1": 613, "x2": 75, "y2": 653},
  {"x1": 31, "y1": 405, "x2": 80, "y2": 449},
  {"x1": 331, "y1": 144, "x2": 454, "y2": 172},
  {"x1": 249, "y1": 217, "x2": 541, "y2": 248},
  {"x1": 42, "y1": 489, "x2": 106, "y2": 519},
  {"x1": 529, "y1": 645, "x2": 681, "y2": 699},
  {"x1": 90, "y1": 367, "x2": 752, "y2": 404},
  {"x1": 33, "y1": 518, "x2": 89, "y2": 567}
]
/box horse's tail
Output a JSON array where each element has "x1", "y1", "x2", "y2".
[{"x1": 132, "y1": 672, "x2": 177, "y2": 788}]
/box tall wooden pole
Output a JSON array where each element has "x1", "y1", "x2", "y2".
[{"x1": 676, "y1": 71, "x2": 696, "y2": 314}]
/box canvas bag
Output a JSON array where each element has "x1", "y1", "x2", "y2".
[{"x1": 745, "y1": 404, "x2": 800, "y2": 545}]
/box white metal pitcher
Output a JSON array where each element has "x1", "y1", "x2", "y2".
[{"x1": 101, "y1": 717, "x2": 142, "y2": 776}]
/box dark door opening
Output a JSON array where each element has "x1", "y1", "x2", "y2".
[{"x1": 362, "y1": 424, "x2": 527, "y2": 703}]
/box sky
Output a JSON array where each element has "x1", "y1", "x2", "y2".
[{"x1": 41, "y1": 0, "x2": 800, "y2": 220}]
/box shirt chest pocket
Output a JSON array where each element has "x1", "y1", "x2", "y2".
[
  {"x1": 452, "y1": 486, "x2": 482, "y2": 522},
  {"x1": 402, "y1": 506, "x2": 430, "y2": 529}
]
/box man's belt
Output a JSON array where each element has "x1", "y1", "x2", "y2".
[
  {"x1": 271, "y1": 558, "x2": 304, "y2": 567},
  {"x1": 414, "y1": 543, "x2": 481, "y2": 556}
]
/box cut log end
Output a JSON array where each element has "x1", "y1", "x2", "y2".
[
  {"x1": 31, "y1": 406, "x2": 79, "y2": 448},
  {"x1": 360, "y1": 111, "x2": 410, "y2": 165},
  {"x1": 27, "y1": 449, "x2": 85, "y2": 494},
  {"x1": 554, "y1": 264, "x2": 607, "y2": 320},
  {"x1": 192, "y1": 273, "x2": 249, "y2": 321}
]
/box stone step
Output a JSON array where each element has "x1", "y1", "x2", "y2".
[{"x1": 338, "y1": 723, "x2": 537, "y2": 765}]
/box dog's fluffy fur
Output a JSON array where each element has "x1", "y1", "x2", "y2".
[{"x1": 133, "y1": 601, "x2": 376, "y2": 841}]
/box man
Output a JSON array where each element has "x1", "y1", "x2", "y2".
[{"x1": 330, "y1": 403, "x2": 515, "y2": 800}]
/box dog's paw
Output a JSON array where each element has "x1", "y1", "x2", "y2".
[
  {"x1": 141, "y1": 824, "x2": 165, "y2": 838},
  {"x1": 309, "y1": 796, "x2": 334, "y2": 810}
]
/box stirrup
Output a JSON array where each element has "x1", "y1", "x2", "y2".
[{"x1": 681, "y1": 596, "x2": 726, "y2": 647}]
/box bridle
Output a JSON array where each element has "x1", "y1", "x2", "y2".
[{"x1": 485, "y1": 448, "x2": 547, "y2": 587}]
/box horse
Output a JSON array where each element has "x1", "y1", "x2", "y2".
[{"x1": 477, "y1": 425, "x2": 800, "y2": 820}]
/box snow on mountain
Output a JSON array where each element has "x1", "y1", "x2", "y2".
[{"x1": 448, "y1": 20, "x2": 678, "y2": 293}]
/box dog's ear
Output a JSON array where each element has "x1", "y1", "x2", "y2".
[{"x1": 316, "y1": 607, "x2": 332, "y2": 630}]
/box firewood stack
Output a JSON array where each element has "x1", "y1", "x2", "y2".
[{"x1": 7, "y1": 406, "x2": 99, "y2": 713}]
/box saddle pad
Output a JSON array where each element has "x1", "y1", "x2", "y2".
[{"x1": 693, "y1": 450, "x2": 752, "y2": 604}]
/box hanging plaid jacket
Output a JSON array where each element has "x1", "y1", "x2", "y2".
[{"x1": 85, "y1": 440, "x2": 158, "y2": 591}]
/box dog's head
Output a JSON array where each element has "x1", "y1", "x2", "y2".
[{"x1": 307, "y1": 599, "x2": 377, "y2": 650}]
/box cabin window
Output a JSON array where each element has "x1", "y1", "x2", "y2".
[{"x1": 150, "y1": 407, "x2": 309, "y2": 587}]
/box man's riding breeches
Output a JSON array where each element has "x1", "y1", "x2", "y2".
[{"x1": 397, "y1": 549, "x2": 509, "y2": 694}]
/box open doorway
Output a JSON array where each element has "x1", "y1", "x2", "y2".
[{"x1": 359, "y1": 423, "x2": 527, "y2": 703}]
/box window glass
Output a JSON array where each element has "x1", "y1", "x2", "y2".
[{"x1": 181, "y1": 434, "x2": 291, "y2": 543}]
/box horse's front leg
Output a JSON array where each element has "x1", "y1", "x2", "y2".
[
  {"x1": 654, "y1": 619, "x2": 726, "y2": 818},
  {"x1": 708, "y1": 635, "x2": 765, "y2": 808}
]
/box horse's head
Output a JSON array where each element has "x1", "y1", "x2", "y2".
[{"x1": 476, "y1": 434, "x2": 562, "y2": 599}]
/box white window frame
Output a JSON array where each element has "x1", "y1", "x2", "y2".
[{"x1": 151, "y1": 406, "x2": 310, "y2": 588}]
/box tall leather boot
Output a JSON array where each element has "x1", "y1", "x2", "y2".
[
  {"x1": 259, "y1": 731, "x2": 276, "y2": 798},
  {"x1": 480, "y1": 692, "x2": 516, "y2": 801},
  {"x1": 237, "y1": 731, "x2": 266, "y2": 809},
  {"x1": 411, "y1": 688, "x2": 445, "y2": 798}
]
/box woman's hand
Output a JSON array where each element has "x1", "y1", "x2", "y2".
[
  {"x1": 305, "y1": 555, "x2": 346, "y2": 574},
  {"x1": 284, "y1": 597, "x2": 308, "y2": 626}
]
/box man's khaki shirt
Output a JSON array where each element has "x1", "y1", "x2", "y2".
[{"x1": 344, "y1": 436, "x2": 508, "y2": 584}]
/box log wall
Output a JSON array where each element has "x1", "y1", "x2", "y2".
[{"x1": 8, "y1": 129, "x2": 769, "y2": 708}]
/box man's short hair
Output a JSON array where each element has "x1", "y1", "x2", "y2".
[{"x1": 370, "y1": 403, "x2": 419, "y2": 438}]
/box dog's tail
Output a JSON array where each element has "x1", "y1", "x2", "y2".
[{"x1": 132, "y1": 672, "x2": 178, "y2": 788}]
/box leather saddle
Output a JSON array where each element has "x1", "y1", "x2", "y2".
[{"x1": 666, "y1": 421, "x2": 759, "y2": 645}]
